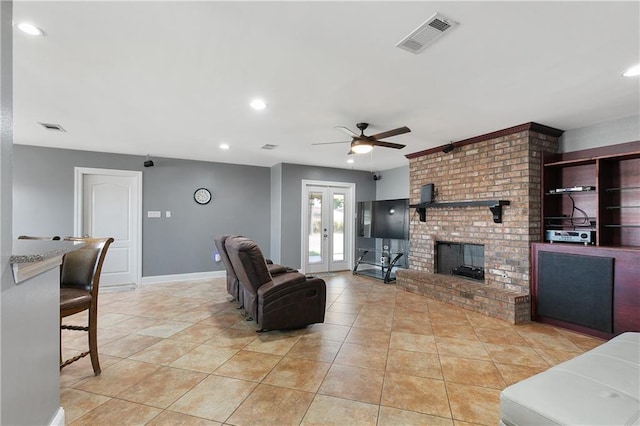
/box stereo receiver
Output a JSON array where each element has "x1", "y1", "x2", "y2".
[{"x1": 545, "y1": 230, "x2": 596, "y2": 245}]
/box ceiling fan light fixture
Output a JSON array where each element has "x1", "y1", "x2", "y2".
[{"x1": 351, "y1": 143, "x2": 373, "y2": 154}]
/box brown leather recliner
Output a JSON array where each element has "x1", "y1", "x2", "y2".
[
  {"x1": 214, "y1": 235, "x2": 242, "y2": 302},
  {"x1": 214, "y1": 235, "x2": 292, "y2": 304},
  {"x1": 224, "y1": 236, "x2": 326, "y2": 331}
]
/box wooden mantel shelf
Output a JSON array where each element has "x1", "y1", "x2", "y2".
[{"x1": 410, "y1": 200, "x2": 510, "y2": 223}]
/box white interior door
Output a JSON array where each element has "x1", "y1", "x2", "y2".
[
  {"x1": 76, "y1": 168, "x2": 141, "y2": 290},
  {"x1": 302, "y1": 181, "x2": 354, "y2": 274}
]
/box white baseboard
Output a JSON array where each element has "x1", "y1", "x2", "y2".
[
  {"x1": 50, "y1": 407, "x2": 65, "y2": 426},
  {"x1": 100, "y1": 282, "x2": 138, "y2": 293},
  {"x1": 141, "y1": 270, "x2": 225, "y2": 285}
]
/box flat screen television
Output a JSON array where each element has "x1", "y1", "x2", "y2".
[{"x1": 357, "y1": 198, "x2": 409, "y2": 240}]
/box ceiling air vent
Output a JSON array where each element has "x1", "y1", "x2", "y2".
[
  {"x1": 261, "y1": 144, "x2": 278, "y2": 150},
  {"x1": 396, "y1": 12, "x2": 459, "y2": 54},
  {"x1": 38, "y1": 122, "x2": 66, "y2": 132}
]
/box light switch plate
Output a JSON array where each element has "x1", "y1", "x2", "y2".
[{"x1": 147, "y1": 211, "x2": 161, "y2": 218}]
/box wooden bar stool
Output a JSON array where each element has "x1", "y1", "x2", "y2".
[{"x1": 59, "y1": 237, "x2": 113, "y2": 375}]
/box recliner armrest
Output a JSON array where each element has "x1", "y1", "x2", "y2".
[
  {"x1": 257, "y1": 272, "x2": 308, "y2": 297},
  {"x1": 267, "y1": 264, "x2": 288, "y2": 276},
  {"x1": 259, "y1": 277, "x2": 326, "y2": 306}
]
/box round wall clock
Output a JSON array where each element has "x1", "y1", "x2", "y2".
[{"x1": 194, "y1": 188, "x2": 212, "y2": 205}]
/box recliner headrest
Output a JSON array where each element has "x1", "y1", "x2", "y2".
[
  {"x1": 224, "y1": 236, "x2": 272, "y2": 292},
  {"x1": 214, "y1": 235, "x2": 238, "y2": 281}
]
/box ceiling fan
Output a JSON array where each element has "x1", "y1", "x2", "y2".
[{"x1": 312, "y1": 122, "x2": 410, "y2": 155}]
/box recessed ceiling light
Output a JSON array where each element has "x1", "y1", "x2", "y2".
[
  {"x1": 16, "y1": 22, "x2": 44, "y2": 36},
  {"x1": 623, "y1": 64, "x2": 640, "y2": 77},
  {"x1": 347, "y1": 159, "x2": 355, "y2": 164},
  {"x1": 250, "y1": 99, "x2": 267, "y2": 110},
  {"x1": 219, "y1": 143, "x2": 230, "y2": 150}
]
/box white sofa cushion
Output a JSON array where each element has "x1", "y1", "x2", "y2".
[{"x1": 500, "y1": 332, "x2": 640, "y2": 426}]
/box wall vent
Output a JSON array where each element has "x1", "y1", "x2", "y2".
[
  {"x1": 38, "y1": 122, "x2": 66, "y2": 132},
  {"x1": 396, "y1": 12, "x2": 459, "y2": 54},
  {"x1": 261, "y1": 144, "x2": 278, "y2": 150}
]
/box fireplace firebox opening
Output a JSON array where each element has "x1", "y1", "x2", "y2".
[{"x1": 436, "y1": 241, "x2": 485, "y2": 282}]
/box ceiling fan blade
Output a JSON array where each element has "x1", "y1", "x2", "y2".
[
  {"x1": 372, "y1": 140, "x2": 406, "y2": 149},
  {"x1": 335, "y1": 126, "x2": 359, "y2": 138},
  {"x1": 369, "y1": 126, "x2": 411, "y2": 140},
  {"x1": 311, "y1": 141, "x2": 351, "y2": 146}
]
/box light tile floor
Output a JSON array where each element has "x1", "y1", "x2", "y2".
[{"x1": 60, "y1": 272, "x2": 605, "y2": 425}]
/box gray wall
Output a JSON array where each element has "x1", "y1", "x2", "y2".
[
  {"x1": 0, "y1": 0, "x2": 11, "y2": 290},
  {"x1": 2, "y1": 265, "x2": 60, "y2": 426},
  {"x1": 560, "y1": 115, "x2": 640, "y2": 152},
  {"x1": 141, "y1": 157, "x2": 271, "y2": 276},
  {"x1": 278, "y1": 163, "x2": 376, "y2": 268},
  {"x1": 270, "y1": 164, "x2": 283, "y2": 263},
  {"x1": 2, "y1": 3, "x2": 61, "y2": 424},
  {"x1": 375, "y1": 165, "x2": 409, "y2": 200},
  {"x1": 0, "y1": 2, "x2": 11, "y2": 422},
  {"x1": 13, "y1": 146, "x2": 271, "y2": 277}
]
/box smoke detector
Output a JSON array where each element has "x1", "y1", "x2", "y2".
[
  {"x1": 261, "y1": 144, "x2": 278, "y2": 150},
  {"x1": 396, "y1": 12, "x2": 459, "y2": 54}
]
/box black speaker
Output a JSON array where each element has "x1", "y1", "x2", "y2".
[
  {"x1": 537, "y1": 252, "x2": 614, "y2": 333},
  {"x1": 420, "y1": 184, "x2": 434, "y2": 204}
]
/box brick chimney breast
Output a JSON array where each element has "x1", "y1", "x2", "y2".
[{"x1": 399, "y1": 123, "x2": 561, "y2": 324}]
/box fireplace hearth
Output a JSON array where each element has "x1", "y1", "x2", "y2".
[{"x1": 436, "y1": 241, "x2": 485, "y2": 282}]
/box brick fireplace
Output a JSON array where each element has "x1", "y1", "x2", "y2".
[
  {"x1": 436, "y1": 241, "x2": 485, "y2": 281},
  {"x1": 396, "y1": 123, "x2": 560, "y2": 324}
]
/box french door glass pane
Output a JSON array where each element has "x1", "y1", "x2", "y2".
[
  {"x1": 333, "y1": 193, "x2": 345, "y2": 261},
  {"x1": 308, "y1": 192, "x2": 323, "y2": 264}
]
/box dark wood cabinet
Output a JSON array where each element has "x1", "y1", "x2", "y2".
[
  {"x1": 542, "y1": 159, "x2": 598, "y2": 242},
  {"x1": 598, "y1": 153, "x2": 640, "y2": 247},
  {"x1": 534, "y1": 141, "x2": 640, "y2": 337},
  {"x1": 531, "y1": 243, "x2": 639, "y2": 339},
  {"x1": 542, "y1": 142, "x2": 640, "y2": 247}
]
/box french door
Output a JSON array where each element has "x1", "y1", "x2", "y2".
[{"x1": 302, "y1": 181, "x2": 354, "y2": 274}]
